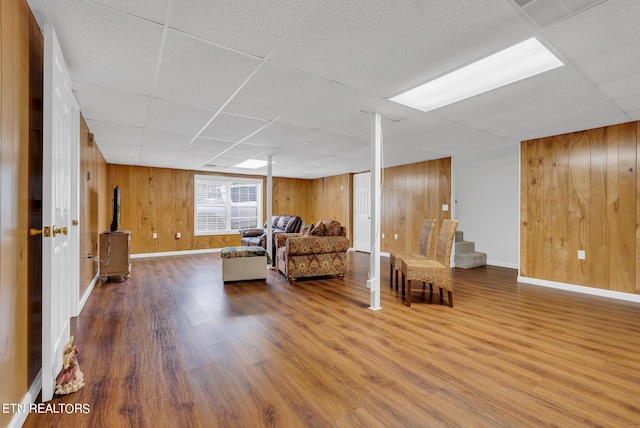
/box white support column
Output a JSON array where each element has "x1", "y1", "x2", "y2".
[
  {"x1": 368, "y1": 113, "x2": 382, "y2": 310},
  {"x1": 266, "y1": 155, "x2": 273, "y2": 267}
]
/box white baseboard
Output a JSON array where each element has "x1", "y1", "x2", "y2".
[
  {"x1": 8, "y1": 370, "x2": 42, "y2": 428},
  {"x1": 78, "y1": 273, "x2": 99, "y2": 314},
  {"x1": 518, "y1": 276, "x2": 640, "y2": 303},
  {"x1": 487, "y1": 260, "x2": 518, "y2": 269},
  {"x1": 131, "y1": 248, "x2": 221, "y2": 259}
]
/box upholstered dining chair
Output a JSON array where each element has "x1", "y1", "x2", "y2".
[
  {"x1": 389, "y1": 219, "x2": 436, "y2": 291},
  {"x1": 400, "y1": 219, "x2": 458, "y2": 307}
]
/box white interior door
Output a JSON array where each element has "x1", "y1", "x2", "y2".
[
  {"x1": 353, "y1": 172, "x2": 371, "y2": 252},
  {"x1": 42, "y1": 24, "x2": 73, "y2": 402},
  {"x1": 69, "y1": 96, "x2": 80, "y2": 316}
]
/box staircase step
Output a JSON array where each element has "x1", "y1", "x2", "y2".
[
  {"x1": 455, "y1": 240, "x2": 475, "y2": 254},
  {"x1": 455, "y1": 230, "x2": 464, "y2": 242},
  {"x1": 455, "y1": 252, "x2": 487, "y2": 269}
]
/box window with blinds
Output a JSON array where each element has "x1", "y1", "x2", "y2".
[{"x1": 194, "y1": 175, "x2": 262, "y2": 235}]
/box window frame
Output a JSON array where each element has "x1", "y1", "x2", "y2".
[{"x1": 193, "y1": 174, "x2": 263, "y2": 236}]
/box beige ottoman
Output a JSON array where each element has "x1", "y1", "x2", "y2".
[{"x1": 221, "y1": 246, "x2": 270, "y2": 282}]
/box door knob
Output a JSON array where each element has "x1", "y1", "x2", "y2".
[
  {"x1": 52, "y1": 226, "x2": 68, "y2": 236},
  {"x1": 29, "y1": 227, "x2": 51, "y2": 237}
]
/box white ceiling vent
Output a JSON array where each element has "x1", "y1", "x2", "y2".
[{"x1": 516, "y1": 0, "x2": 609, "y2": 28}]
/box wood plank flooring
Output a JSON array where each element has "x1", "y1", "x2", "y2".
[{"x1": 24, "y1": 252, "x2": 640, "y2": 427}]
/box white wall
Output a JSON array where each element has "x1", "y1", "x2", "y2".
[{"x1": 454, "y1": 143, "x2": 519, "y2": 269}]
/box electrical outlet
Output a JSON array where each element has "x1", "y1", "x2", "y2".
[
  {"x1": 578, "y1": 250, "x2": 585, "y2": 260},
  {"x1": 153, "y1": 232, "x2": 158, "y2": 239},
  {"x1": 381, "y1": 233, "x2": 385, "y2": 238},
  {"x1": 394, "y1": 234, "x2": 398, "y2": 240},
  {"x1": 442, "y1": 204, "x2": 449, "y2": 211},
  {"x1": 176, "y1": 232, "x2": 181, "y2": 239}
]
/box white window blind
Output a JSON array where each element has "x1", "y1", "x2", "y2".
[{"x1": 194, "y1": 175, "x2": 262, "y2": 235}]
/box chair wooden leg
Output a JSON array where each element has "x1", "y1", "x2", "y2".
[
  {"x1": 439, "y1": 287, "x2": 443, "y2": 302},
  {"x1": 401, "y1": 272, "x2": 405, "y2": 298},
  {"x1": 395, "y1": 269, "x2": 399, "y2": 291},
  {"x1": 447, "y1": 291, "x2": 453, "y2": 307},
  {"x1": 390, "y1": 263, "x2": 393, "y2": 288},
  {"x1": 406, "y1": 279, "x2": 412, "y2": 307}
]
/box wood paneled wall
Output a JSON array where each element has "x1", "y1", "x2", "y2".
[
  {"x1": 0, "y1": 0, "x2": 35, "y2": 424},
  {"x1": 305, "y1": 174, "x2": 352, "y2": 240},
  {"x1": 272, "y1": 176, "x2": 313, "y2": 223},
  {"x1": 79, "y1": 122, "x2": 107, "y2": 297},
  {"x1": 379, "y1": 158, "x2": 452, "y2": 255},
  {"x1": 107, "y1": 166, "x2": 320, "y2": 254},
  {"x1": 106, "y1": 161, "x2": 451, "y2": 256},
  {"x1": 107, "y1": 165, "x2": 233, "y2": 254},
  {"x1": 521, "y1": 121, "x2": 640, "y2": 294}
]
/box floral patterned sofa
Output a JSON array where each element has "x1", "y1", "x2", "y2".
[{"x1": 275, "y1": 220, "x2": 349, "y2": 282}]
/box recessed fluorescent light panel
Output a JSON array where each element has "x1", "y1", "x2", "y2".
[
  {"x1": 234, "y1": 159, "x2": 268, "y2": 169},
  {"x1": 390, "y1": 37, "x2": 563, "y2": 112}
]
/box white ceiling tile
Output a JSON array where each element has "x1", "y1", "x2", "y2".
[
  {"x1": 570, "y1": 41, "x2": 640, "y2": 84},
  {"x1": 96, "y1": 140, "x2": 141, "y2": 157},
  {"x1": 326, "y1": 111, "x2": 396, "y2": 140},
  {"x1": 209, "y1": 155, "x2": 255, "y2": 168},
  {"x1": 430, "y1": 66, "x2": 624, "y2": 140},
  {"x1": 29, "y1": 0, "x2": 640, "y2": 176},
  {"x1": 615, "y1": 95, "x2": 640, "y2": 112},
  {"x1": 73, "y1": 81, "x2": 150, "y2": 127},
  {"x1": 139, "y1": 146, "x2": 181, "y2": 162},
  {"x1": 542, "y1": 0, "x2": 640, "y2": 83},
  {"x1": 213, "y1": 143, "x2": 269, "y2": 160},
  {"x1": 267, "y1": 149, "x2": 336, "y2": 165},
  {"x1": 104, "y1": 156, "x2": 141, "y2": 166},
  {"x1": 200, "y1": 112, "x2": 269, "y2": 142},
  {"x1": 363, "y1": 100, "x2": 416, "y2": 122},
  {"x1": 400, "y1": 132, "x2": 514, "y2": 158},
  {"x1": 278, "y1": 83, "x2": 381, "y2": 129},
  {"x1": 171, "y1": 151, "x2": 216, "y2": 170},
  {"x1": 142, "y1": 129, "x2": 192, "y2": 149},
  {"x1": 543, "y1": 0, "x2": 640, "y2": 56},
  {"x1": 30, "y1": 0, "x2": 163, "y2": 94},
  {"x1": 338, "y1": 0, "x2": 532, "y2": 98},
  {"x1": 628, "y1": 110, "x2": 640, "y2": 121},
  {"x1": 85, "y1": 120, "x2": 144, "y2": 145},
  {"x1": 188, "y1": 137, "x2": 235, "y2": 155},
  {"x1": 146, "y1": 98, "x2": 215, "y2": 135},
  {"x1": 242, "y1": 122, "x2": 312, "y2": 149},
  {"x1": 382, "y1": 114, "x2": 456, "y2": 142},
  {"x1": 155, "y1": 30, "x2": 261, "y2": 109},
  {"x1": 598, "y1": 74, "x2": 640, "y2": 100},
  {"x1": 224, "y1": 63, "x2": 331, "y2": 120},
  {"x1": 270, "y1": 0, "x2": 453, "y2": 81},
  {"x1": 170, "y1": 0, "x2": 315, "y2": 57},
  {"x1": 90, "y1": 0, "x2": 169, "y2": 24},
  {"x1": 302, "y1": 130, "x2": 369, "y2": 153}
]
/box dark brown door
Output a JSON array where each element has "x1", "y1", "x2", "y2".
[{"x1": 27, "y1": 16, "x2": 43, "y2": 385}]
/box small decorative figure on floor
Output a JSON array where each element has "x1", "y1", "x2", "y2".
[{"x1": 55, "y1": 335, "x2": 85, "y2": 395}]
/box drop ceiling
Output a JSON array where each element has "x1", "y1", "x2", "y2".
[{"x1": 26, "y1": 0, "x2": 640, "y2": 179}]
